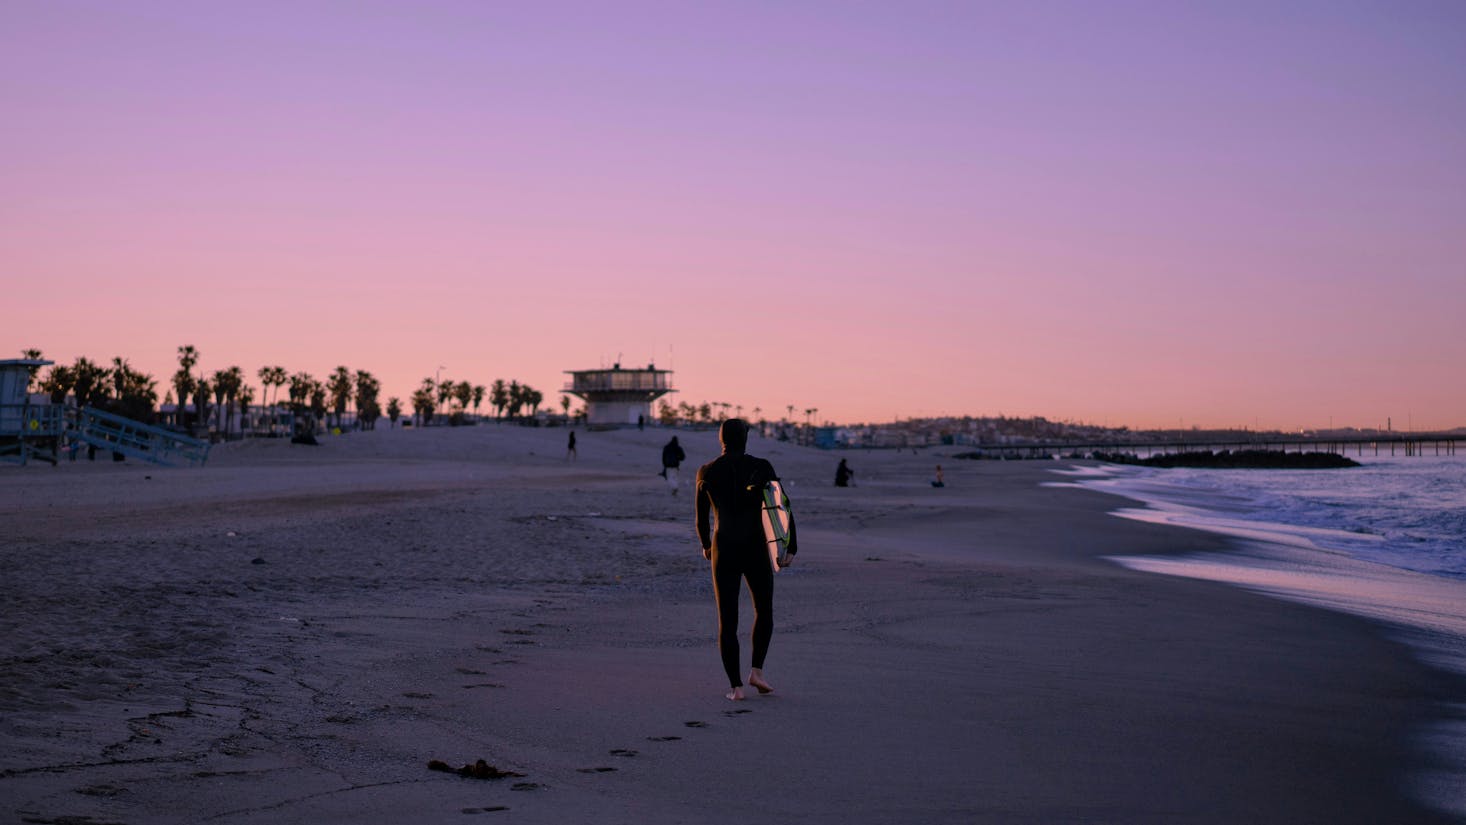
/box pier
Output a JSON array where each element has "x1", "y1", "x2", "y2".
[{"x1": 958, "y1": 433, "x2": 1460, "y2": 461}]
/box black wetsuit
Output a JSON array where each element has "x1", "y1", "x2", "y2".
[{"x1": 695, "y1": 449, "x2": 797, "y2": 688}]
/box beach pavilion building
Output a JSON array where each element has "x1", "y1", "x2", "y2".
[{"x1": 563, "y1": 363, "x2": 674, "y2": 427}]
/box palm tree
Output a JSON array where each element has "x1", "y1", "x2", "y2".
[
  {"x1": 211, "y1": 372, "x2": 228, "y2": 434},
  {"x1": 309, "y1": 381, "x2": 327, "y2": 426},
  {"x1": 559, "y1": 395, "x2": 570, "y2": 419},
  {"x1": 194, "y1": 378, "x2": 212, "y2": 435},
  {"x1": 212, "y1": 366, "x2": 244, "y2": 438},
  {"x1": 453, "y1": 381, "x2": 472, "y2": 419},
  {"x1": 436, "y1": 379, "x2": 455, "y2": 419},
  {"x1": 355, "y1": 371, "x2": 381, "y2": 430},
  {"x1": 472, "y1": 385, "x2": 486, "y2": 419},
  {"x1": 70, "y1": 357, "x2": 108, "y2": 410},
  {"x1": 506, "y1": 380, "x2": 523, "y2": 419},
  {"x1": 413, "y1": 381, "x2": 436, "y2": 426},
  {"x1": 113, "y1": 364, "x2": 158, "y2": 423},
  {"x1": 111, "y1": 357, "x2": 130, "y2": 401},
  {"x1": 288, "y1": 372, "x2": 313, "y2": 411},
  {"x1": 490, "y1": 379, "x2": 508, "y2": 421},
  {"x1": 328, "y1": 366, "x2": 353, "y2": 429},
  {"x1": 40, "y1": 364, "x2": 74, "y2": 405},
  {"x1": 175, "y1": 345, "x2": 200, "y2": 431},
  {"x1": 21, "y1": 348, "x2": 45, "y2": 393},
  {"x1": 258, "y1": 365, "x2": 287, "y2": 435},
  {"x1": 386, "y1": 397, "x2": 402, "y2": 428},
  {"x1": 237, "y1": 384, "x2": 255, "y2": 435}
]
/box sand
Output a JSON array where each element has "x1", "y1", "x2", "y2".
[{"x1": 1, "y1": 424, "x2": 1460, "y2": 824}]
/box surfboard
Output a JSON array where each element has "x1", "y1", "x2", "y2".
[{"x1": 761, "y1": 479, "x2": 793, "y2": 570}]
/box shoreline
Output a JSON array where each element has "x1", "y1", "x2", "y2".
[{"x1": 2, "y1": 427, "x2": 1461, "y2": 823}]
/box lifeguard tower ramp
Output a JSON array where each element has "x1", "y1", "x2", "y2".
[{"x1": 71, "y1": 407, "x2": 212, "y2": 467}]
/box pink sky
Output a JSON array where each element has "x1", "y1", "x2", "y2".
[{"x1": 4, "y1": 2, "x2": 1464, "y2": 430}]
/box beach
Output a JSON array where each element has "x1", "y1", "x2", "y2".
[{"x1": 1, "y1": 425, "x2": 1460, "y2": 824}]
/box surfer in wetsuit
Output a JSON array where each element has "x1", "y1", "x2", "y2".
[{"x1": 696, "y1": 419, "x2": 797, "y2": 701}]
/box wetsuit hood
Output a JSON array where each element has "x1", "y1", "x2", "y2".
[{"x1": 719, "y1": 419, "x2": 749, "y2": 454}]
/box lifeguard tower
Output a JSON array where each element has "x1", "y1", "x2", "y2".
[
  {"x1": 563, "y1": 363, "x2": 674, "y2": 427},
  {"x1": 0, "y1": 358, "x2": 63, "y2": 465}
]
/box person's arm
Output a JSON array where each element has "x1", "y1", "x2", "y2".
[{"x1": 695, "y1": 468, "x2": 712, "y2": 558}]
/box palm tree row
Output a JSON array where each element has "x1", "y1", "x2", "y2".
[
  {"x1": 21, "y1": 346, "x2": 553, "y2": 437},
  {"x1": 29, "y1": 350, "x2": 159, "y2": 423},
  {"x1": 402, "y1": 375, "x2": 551, "y2": 427},
  {"x1": 652, "y1": 400, "x2": 821, "y2": 442}
]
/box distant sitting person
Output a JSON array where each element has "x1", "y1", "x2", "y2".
[
  {"x1": 931, "y1": 464, "x2": 945, "y2": 488},
  {"x1": 661, "y1": 435, "x2": 686, "y2": 494},
  {"x1": 834, "y1": 458, "x2": 853, "y2": 487},
  {"x1": 291, "y1": 420, "x2": 319, "y2": 446}
]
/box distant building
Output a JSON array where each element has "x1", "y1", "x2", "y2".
[{"x1": 562, "y1": 363, "x2": 674, "y2": 427}]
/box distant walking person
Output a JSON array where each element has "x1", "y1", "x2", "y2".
[
  {"x1": 696, "y1": 419, "x2": 797, "y2": 701},
  {"x1": 661, "y1": 435, "x2": 686, "y2": 494},
  {"x1": 931, "y1": 464, "x2": 945, "y2": 488},
  {"x1": 566, "y1": 430, "x2": 577, "y2": 461},
  {"x1": 834, "y1": 458, "x2": 853, "y2": 487}
]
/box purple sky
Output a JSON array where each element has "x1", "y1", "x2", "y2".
[{"x1": 5, "y1": 1, "x2": 1464, "y2": 429}]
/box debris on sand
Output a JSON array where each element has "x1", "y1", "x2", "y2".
[{"x1": 428, "y1": 758, "x2": 525, "y2": 780}]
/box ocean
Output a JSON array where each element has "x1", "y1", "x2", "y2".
[{"x1": 1051, "y1": 455, "x2": 1466, "y2": 816}]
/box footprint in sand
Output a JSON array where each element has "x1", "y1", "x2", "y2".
[
  {"x1": 461, "y1": 806, "x2": 509, "y2": 813},
  {"x1": 683, "y1": 721, "x2": 707, "y2": 728},
  {"x1": 576, "y1": 767, "x2": 617, "y2": 774},
  {"x1": 462, "y1": 683, "x2": 505, "y2": 689},
  {"x1": 510, "y1": 782, "x2": 545, "y2": 791},
  {"x1": 609, "y1": 748, "x2": 638, "y2": 757},
  {"x1": 646, "y1": 735, "x2": 681, "y2": 742},
  {"x1": 456, "y1": 668, "x2": 488, "y2": 675},
  {"x1": 722, "y1": 708, "x2": 752, "y2": 717}
]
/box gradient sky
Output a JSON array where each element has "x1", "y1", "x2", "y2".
[{"x1": 5, "y1": 1, "x2": 1464, "y2": 430}]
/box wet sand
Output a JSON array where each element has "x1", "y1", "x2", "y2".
[{"x1": 1, "y1": 425, "x2": 1459, "y2": 823}]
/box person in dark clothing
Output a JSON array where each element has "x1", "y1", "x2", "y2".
[
  {"x1": 566, "y1": 430, "x2": 577, "y2": 461},
  {"x1": 834, "y1": 458, "x2": 853, "y2": 487},
  {"x1": 695, "y1": 419, "x2": 797, "y2": 701},
  {"x1": 661, "y1": 435, "x2": 686, "y2": 494}
]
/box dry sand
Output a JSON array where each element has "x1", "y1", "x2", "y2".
[{"x1": 1, "y1": 424, "x2": 1460, "y2": 824}]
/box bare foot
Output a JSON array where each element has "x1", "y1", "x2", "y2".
[
  {"x1": 748, "y1": 669, "x2": 774, "y2": 694},
  {"x1": 725, "y1": 686, "x2": 746, "y2": 701}
]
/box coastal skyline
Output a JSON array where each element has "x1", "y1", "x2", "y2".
[{"x1": 5, "y1": 2, "x2": 1464, "y2": 431}]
